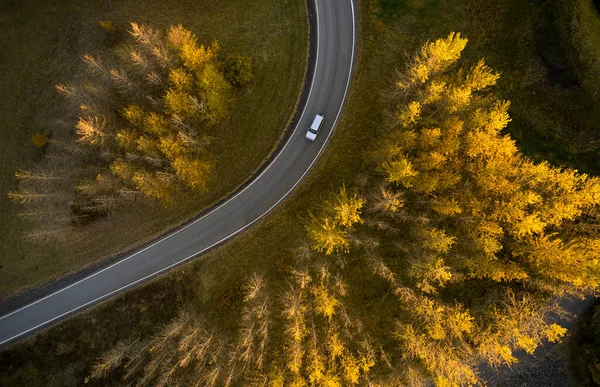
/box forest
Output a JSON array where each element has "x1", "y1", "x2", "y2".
[{"x1": 82, "y1": 33, "x2": 600, "y2": 386}]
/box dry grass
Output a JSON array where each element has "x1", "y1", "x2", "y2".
[{"x1": 0, "y1": 0, "x2": 308, "y2": 297}]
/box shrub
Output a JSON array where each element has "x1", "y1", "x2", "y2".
[
  {"x1": 31, "y1": 132, "x2": 48, "y2": 149},
  {"x1": 98, "y1": 20, "x2": 116, "y2": 34},
  {"x1": 98, "y1": 20, "x2": 119, "y2": 45},
  {"x1": 223, "y1": 54, "x2": 254, "y2": 87}
]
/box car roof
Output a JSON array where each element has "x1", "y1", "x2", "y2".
[{"x1": 310, "y1": 114, "x2": 324, "y2": 130}]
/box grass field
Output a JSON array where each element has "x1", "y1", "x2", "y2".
[
  {"x1": 2, "y1": 0, "x2": 600, "y2": 385},
  {"x1": 0, "y1": 0, "x2": 308, "y2": 298}
]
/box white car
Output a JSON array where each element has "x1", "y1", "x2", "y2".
[{"x1": 305, "y1": 114, "x2": 324, "y2": 141}]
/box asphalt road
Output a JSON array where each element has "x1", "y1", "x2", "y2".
[{"x1": 0, "y1": 0, "x2": 356, "y2": 346}]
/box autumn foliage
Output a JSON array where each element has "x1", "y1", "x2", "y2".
[
  {"x1": 383, "y1": 32, "x2": 600, "y2": 294},
  {"x1": 306, "y1": 186, "x2": 366, "y2": 255},
  {"x1": 89, "y1": 266, "x2": 376, "y2": 386},
  {"x1": 9, "y1": 23, "x2": 248, "y2": 241},
  {"x1": 307, "y1": 32, "x2": 600, "y2": 386},
  {"x1": 70, "y1": 23, "x2": 231, "y2": 202},
  {"x1": 74, "y1": 32, "x2": 600, "y2": 387}
]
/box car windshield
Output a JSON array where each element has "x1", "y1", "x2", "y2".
[{"x1": 309, "y1": 128, "x2": 318, "y2": 134}]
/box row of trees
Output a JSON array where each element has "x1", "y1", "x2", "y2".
[
  {"x1": 89, "y1": 274, "x2": 270, "y2": 386},
  {"x1": 9, "y1": 23, "x2": 252, "y2": 242},
  {"x1": 89, "y1": 263, "x2": 377, "y2": 386}
]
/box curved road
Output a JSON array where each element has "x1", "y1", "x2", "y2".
[{"x1": 0, "y1": 0, "x2": 356, "y2": 346}]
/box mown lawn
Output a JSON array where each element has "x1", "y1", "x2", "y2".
[
  {"x1": 2, "y1": 0, "x2": 599, "y2": 385},
  {"x1": 0, "y1": 0, "x2": 308, "y2": 297}
]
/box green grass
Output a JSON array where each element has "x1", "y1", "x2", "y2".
[
  {"x1": 3, "y1": 0, "x2": 600, "y2": 385},
  {"x1": 0, "y1": 0, "x2": 308, "y2": 298}
]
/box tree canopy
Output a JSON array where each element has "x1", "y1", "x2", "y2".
[
  {"x1": 89, "y1": 265, "x2": 376, "y2": 387},
  {"x1": 307, "y1": 32, "x2": 600, "y2": 386},
  {"x1": 382, "y1": 32, "x2": 600, "y2": 294},
  {"x1": 89, "y1": 32, "x2": 600, "y2": 387},
  {"x1": 9, "y1": 23, "x2": 250, "y2": 241},
  {"x1": 71, "y1": 23, "x2": 231, "y2": 203}
]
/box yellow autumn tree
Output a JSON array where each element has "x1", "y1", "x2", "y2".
[
  {"x1": 392, "y1": 287, "x2": 478, "y2": 386},
  {"x1": 338, "y1": 32, "x2": 600, "y2": 385},
  {"x1": 172, "y1": 157, "x2": 211, "y2": 190},
  {"x1": 11, "y1": 22, "x2": 246, "y2": 240},
  {"x1": 307, "y1": 186, "x2": 365, "y2": 254},
  {"x1": 76, "y1": 115, "x2": 108, "y2": 145},
  {"x1": 381, "y1": 32, "x2": 600, "y2": 293},
  {"x1": 276, "y1": 265, "x2": 376, "y2": 386},
  {"x1": 79, "y1": 23, "x2": 233, "y2": 205},
  {"x1": 90, "y1": 267, "x2": 375, "y2": 386}
]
